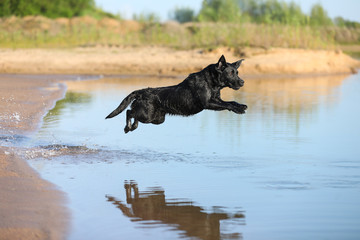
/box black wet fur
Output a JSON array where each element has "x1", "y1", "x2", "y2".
[{"x1": 106, "y1": 55, "x2": 247, "y2": 133}]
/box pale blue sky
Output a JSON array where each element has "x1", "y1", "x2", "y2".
[{"x1": 95, "y1": 0, "x2": 360, "y2": 22}]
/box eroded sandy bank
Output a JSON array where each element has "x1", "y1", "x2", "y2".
[{"x1": 0, "y1": 47, "x2": 359, "y2": 76}]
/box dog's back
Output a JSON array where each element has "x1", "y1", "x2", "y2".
[{"x1": 154, "y1": 78, "x2": 205, "y2": 116}]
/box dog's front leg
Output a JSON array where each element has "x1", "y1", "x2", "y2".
[
  {"x1": 206, "y1": 99, "x2": 247, "y2": 114},
  {"x1": 228, "y1": 101, "x2": 247, "y2": 114}
]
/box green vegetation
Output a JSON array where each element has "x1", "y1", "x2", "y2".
[
  {"x1": 0, "y1": 0, "x2": 94, "y2": 18},
  {"x1": 0, "y1": 0, "x2": 359, "y2": 49},
  {"x1": 334, "y1": 17, "x2": 360, "y2": 29},
  {"x1": 197, "y1": 0, "x2": 241, "y2": 22},
  {"x1": 0, "y1": 0, "x2": 117, "y2": 19},
  {"x1": 236, "y1": 0, "x2": 308, "y2": 25},
  {"x1": 172, "y1": 0, "x2": 350, "y2": 27},
  {"x1": 309, "y1": 3, "x2": 333, "y2": 26},
  {"x1": 133, "y1": 12, "x2": 160, "y2": 23},
  {"x1": 170, "y1": 7, "x2": 195, "y2": 23}
]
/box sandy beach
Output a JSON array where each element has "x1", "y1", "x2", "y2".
[
  {"x1": 0, "y1": 47, "x2": 359, "y2": 240},
  {"x1": 0, "y1": 75, "x2": 69, "y2": 240}
]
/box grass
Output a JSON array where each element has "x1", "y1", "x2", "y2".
[{"x1": 0, "y1": 16, "x2": 359, "y2": 50}]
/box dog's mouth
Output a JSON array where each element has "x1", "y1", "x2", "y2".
[{"x1": 231, "y1": 82, "x2": 244, "y2": 90}]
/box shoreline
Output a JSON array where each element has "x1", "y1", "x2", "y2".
[{"x1": 0, "y1": 75, "x2": 70, "y2": 240}]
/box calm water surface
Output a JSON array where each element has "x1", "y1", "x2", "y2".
[{"x1": 26, "y1": 73, "x2": 360, "y2": 240}]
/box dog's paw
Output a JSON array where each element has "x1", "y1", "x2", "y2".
[{"x1": 233, "y1": 104, "x2": 247, "y2": 114}]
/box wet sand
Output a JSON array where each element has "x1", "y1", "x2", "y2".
[
  {"x1": 0, "y1": 47, "x2": 359, "y2": 239},
  {"x1": 0, "y1": 75, "x2": 68, "y2": 240}
]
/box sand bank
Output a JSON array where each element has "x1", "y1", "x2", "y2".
[
  {"x1": 0, "y1": 47, "x2": 359, "y2": 76},
  {"x1": 0, "y1": 75, "x2": 69, "y2": 240}
]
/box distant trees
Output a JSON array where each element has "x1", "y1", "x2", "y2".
[
  {"x1": 197, "y1": 0, "x2": 241, "y2": 22},
  {"x1": 170, "y1": 7, "x2": 195, "y2": 23},
  {"x1": 171, "y1": 0, "x2": 241, "y2": 23},
  {"x1": 1, "y1": 0, "x2": 359, "y2": 30},
  {"x1": 309, "y1": 3, "x2": 332, "y2": 26},
  {"x1": 0, "y1": 0, "x2": 95, "y2": 18},
  {"x1": 170, "y1": 0, "x2": 359, "y2": 29},
  {"x1": 239, "y1": 0, "x2": 309, "y2": 25},
  {"x1": 334, "y1": 17, "x2": 360, "y2": 28}
]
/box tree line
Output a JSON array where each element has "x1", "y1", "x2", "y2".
[
  {"x1": 0, "y1": 0, "x2": 115, "y2": 19},
  {"x1": 171, "y1": 0, "x2": 360, "y2": 28},
  {"x1": 1, "y1": 0, "x2": 359, "y2": 29}
]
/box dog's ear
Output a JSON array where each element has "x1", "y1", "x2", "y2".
[
  {"x1": 216, "y1": 55, "x2": 227, "y2": 72},
  {"x1": 232, "y1": 59, "x2": 245, "y2": 69}
]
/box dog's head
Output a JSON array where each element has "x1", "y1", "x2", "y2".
[{"x1": 215, "y1": 55, "x2": 245, "y2": 90}]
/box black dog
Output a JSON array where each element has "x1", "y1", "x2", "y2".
[{"x1": 106, "y1": 55, "x2": 247, "y2": 133}]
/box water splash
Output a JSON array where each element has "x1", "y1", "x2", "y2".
[{"x1": 22, "y1": 144, "x2": 98, "y2": 159}]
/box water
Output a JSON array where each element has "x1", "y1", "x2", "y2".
[{"x1": 24, "y1": 73, "x2": 360, "y2": 240}]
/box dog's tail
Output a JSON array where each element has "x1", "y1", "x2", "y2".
[{"x1": 105, "y1": 90, "x2": 139, "y2": 119}]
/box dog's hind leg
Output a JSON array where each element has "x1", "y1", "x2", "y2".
[
  {"x1": 124, "y1": 110, "x2": 133, "y2": 133},
  {"x1": 130, "y1": 119, "x2": 139, "y2": 131},
  {"x1": 151, "y1": 112, "x2": 165, "y2": 125},
  {"x1": 124, "y1": 110, "x2": 140, "y2": 133}
]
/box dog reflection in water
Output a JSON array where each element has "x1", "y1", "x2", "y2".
[{"x1": 106, "y1": 181, "x2": 245, "y2": 240}]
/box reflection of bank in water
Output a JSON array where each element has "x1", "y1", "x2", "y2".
[
  {"x1": 106, "y1": 181, "x2": 245, "y2": 240},
  {"x1": 222, "y1": 74, "x2": 346, "y2": 113},
  {"x1": 219, "y1": 74, "x2": 348, "y2": 135}
]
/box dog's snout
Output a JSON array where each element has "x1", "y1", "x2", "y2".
[{"x1": 238, "y1": 78, "x2": 244, "y2": 86}]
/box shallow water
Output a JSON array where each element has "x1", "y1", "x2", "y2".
[{"x1": 25, "y1": 73, "x2": 360, "y2": 240}]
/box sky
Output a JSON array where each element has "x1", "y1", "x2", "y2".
[{"x1": 94, "y1": 0, "x2": 360, "y2": 23}]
